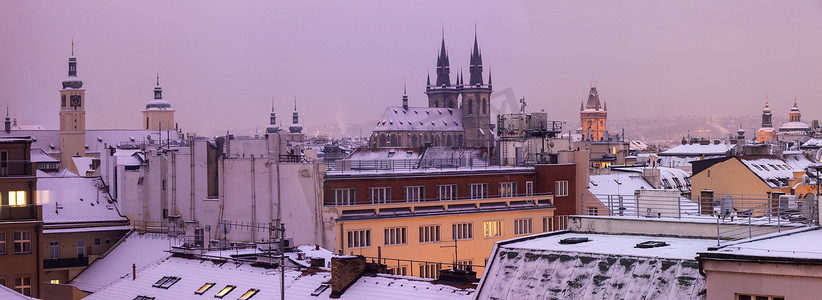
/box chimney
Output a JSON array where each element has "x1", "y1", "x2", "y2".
[
  {"x1": 436, "y1": 268, "x2": 478, "y2": 287},
  {"x1": 330, "y1": 256, "x2": 367, "y2": 298},
  {"x1": 310, "y1": 257, "x2": 326, "y2": 268},
  {"x1": 642, "y1": 168, "x2": 661, "y2": 189},
  {"x1": 132, "y1": 263, "x2": 136, "y2": 280}
]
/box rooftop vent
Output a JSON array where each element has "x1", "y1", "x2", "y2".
[
  {"x1": 635, "y1": 241, "x2": 669, "y2": 248},
  {"x1": 559, "y1": 237, "x2": 590, "y2": 245}
]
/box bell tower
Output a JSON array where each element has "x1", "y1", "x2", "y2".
[
  {"x1": 459, "y1": 26, "x2": 493, "y2": 147},
  {"x1": 425, "y1": 28, "x2": 460, "y2": 109},
  {"x1": 59, "y1": 40, "x2": 86, "y2": 170}
]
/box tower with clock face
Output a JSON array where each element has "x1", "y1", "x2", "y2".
[{"x1": 58, "y1": 45, "x2": 86, "y2": 170}]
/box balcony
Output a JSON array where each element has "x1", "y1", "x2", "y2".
[
  {"x1": 0, "y1": 205, "x2": 42, "y2": 222},
  {"x1": 0, "y1": 160, "x2": 35, "y2": 177},
  {"x1": 44, "y1": 257, "x2": 89, "y2": 269},
  {"x1": 331, "y1": 194, "x2": 555, "y2": 221}
]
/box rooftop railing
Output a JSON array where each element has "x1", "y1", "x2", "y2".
[{"x1": 327, "y1": 157, "x2": 520, "y2": 174}]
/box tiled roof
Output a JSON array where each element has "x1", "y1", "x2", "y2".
[{"x1": 373, "y1": 106, "x2": 463, "y2": 132}]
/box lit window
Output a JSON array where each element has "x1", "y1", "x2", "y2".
[
  {"x1": 50, "y1": 279, "x2": 60, "y2": 284},
  {"x1": 452, "y1": 223, "x2": 473, "y2": 240},
  {"x1": 404, "y1": 186, "x2": 424, "y2": 202},
  {"x1": 384, "y1": 227, "x2": 407, "y2": 246},
  {"x1": 419, "y1": 225, "x2": 441, "y2": 243},
  {"x1": 151, "y1": 276, "x2": 180, "y2": 289},
  {"x1": 369, "y1": 187, "x2": 391, "y2": 204},
  {"x1": 14, "y1": 277, "x2": 31, "y2": 296},
  {"x1": 436, "y1": 184, "x2": 458, "y2": 201},
  {"x1": 195, "y1": 283, "x2": 215, "y2": 295},
  {"x1": 514, "y1": 218, "x2": 533, "y2": 235},
  {"x1": 238, "y1": 288, "x2": 260, "y2": 300},
  {"x1": 347, "y1": 229, "x2": 371, "y2": 249},
  {"x1": 555, "y1": 181, "x2": 568, "y2": 197},
  {"x1": 8, "y1": 191, "x2": 26, "y2": 206},
  {"x1": 13, "y1": 231, "x2": 31, "y2": 254},
  {"x1": 499, "y1": 182, "x2": 516, "y2": 197},
  {"x1": 214, "y1": 285, "x2": 236, "y2": 298},
  {"x1": 483, "y1": 220, "x2": 503, "y2": 238}
]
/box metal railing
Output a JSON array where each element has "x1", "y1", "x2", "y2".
[
  {"x1": 325, "y1": 192, "x2": 553, "y2": 207},
  {"x1": 361, "y1": 255, "x2": 485, "y2": 279},
  {"x1": 716, "y1": 200, "x2": 818, "y2": 246},
  {"x1": 327, "y1": 157, "x2": 507, "y2": 174},
  {"x1": 44, "y1": 257, "x2": 89, "y2": 269},
  {"x1": 0, "y1": 205, "x2": 42, "y2": 221}
]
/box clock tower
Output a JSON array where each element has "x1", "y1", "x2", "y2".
[{"x1": 59, "y1": 42, "x2": 86, "y2": 170}]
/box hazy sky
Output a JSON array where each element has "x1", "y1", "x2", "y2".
[{"x1": 1, "y1": 1, "x2": 821, "y2": 136}]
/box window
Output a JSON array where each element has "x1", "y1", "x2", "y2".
[
  {"x1": 152, "y1": 276, "x2": 180, "y2": 289},
  {"x1": 133, "y1": 296, "x2": 155, "y2": 300},
  {"x1": 50, "y1": 241, "x2": 59, "y2": 259},
  {"x1": 469, "y1": 183, "x2": 488, "y2": 199},
  {"x1": 736, "y1": 294, "x2": 784, "y2": 300},
  {"x1": 77, "y1": 239, "x2": 85, "y2": 257},
  {"x1": 390, "y1": 266, "x2": 407, "y2": 276},
  {"x1": 14, "y1": 277, "x2": 31, "y2": 296},
  {"x1": 94, "y1": 238, "x2": 101, "y2": 245},
  {"x1": 214, "y1": 285, "x2": 236, "y2": 298},
  {"x1": 525, "y1": 181, "x2": 533, "y2": 196},
  {"x1": 452, "y1": 223, "x2": 473, "y2": 241},
  {"x1": 404, "y1": 186, "x2": 424, "y2": 202},
  {"x1": 661, "y1": 178, "x2": 672, "y2": 189},
  {"x1": 499, "y1": 182, "x2": 516, "y2": 197},
  {"x1": 420, "y1": 263, "x2": 440, "y2": 279},
  {"x1": 13, "y1": 231, "x2": 30, "y2": 254},
  {"x1": 555, "y1": 181, "x2": 568, "y2": 197},
  {"x1": 672, "y1": 178, "x2": 683, "y2": 189},
  {"x1": 514, "y1": 218, "x2": 533, "y2": 235},
  {"x1": 331, "y1": 189, "x2": 355, "y2": 205},
  {"x1": 0, "y1": 232, "x2": 5, "y2": 255},
  {"x1": 543, "y1": 217, "x2": 553, "y2": 232},
  {"x1": 483, "y1": 220, "x2": 503, "y2": 238},
  {"x1": 347, "y1": 229, "x2": 371, "y2": 248},
  {"x1": 195, "y1": 282, "x2": 215, "y2": 295},
  {"x1": 50, "y1": 279, "x2": 60, "y2": 284},
  {"x1": 369, "y1": 187, "x2": 391, "y2": 204},
  {"x1": 456, "y1": 260, "x2": 473, "y2": 271},
  {"x1": 238, "y1": 288, "x2": 260, "y2": 300},
  {"x1": 419, "y1": 225, "x2": 441, "y2": 243},
  {"x1": 105, "y1": 239, "x2": 111, "y2": 245},
  {"x1": 384, "y1": 227, "x2": 407, "y2": 246},
  {"x1": 588, "y1": 207, "x2": 599, "y2": 215},
  {"x1": 8, "y1": 191, "x2": 26, "y2": 206},
  {"x1": 436, "y1": 184, "x2": 458, "y2": 201}
]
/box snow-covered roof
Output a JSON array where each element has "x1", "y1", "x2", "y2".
[
  {"x1": 36, "y1": 176, "x2": 128, "y2": 225},
  {"x1": 627, "y1": 139, "x2": 648, "y2": 150},
  {"x1": 31, "y1": 148, "x2": 59, "y2": 163},
  {"x1": 0, "y1": 284, "x2": 36, "y2": 300},
  {"x1": 587, "y1": 173, "x2": 697, "y2": 216},
  {"x1": 70, "y1": 233, "x2": 171, "y2": 293},
  {"x1": 802, "y1": 138, "x2": 822, "y2": 149},
  {"x1": 477, "y1": 232, "x2": 710, "y2": 299},
  {"x1": 738, "y1": 157, "x2": 796, "y2": 188},
  {"x1": 419, "y1": 147, "x2": 489, "y2": 166},
  {"x1": 72, "y1": 156, "x2": 95, "y2": 175},
  {"x1": 373, "y1": 106, "x2": 464, "y2": 132},
  {"x1": 782, "y1": 152, "x2": 815, "y2": 170},
  {"x1": 703, "y1": 228, "x2": 822, "y2": 260},
  {"x1": 659, "y1": 143, "x2": 734, "y2": 156},
  {"x1": 345, "y1": 147, "x2": 420, "y2": 161},
  {"x1": 778, "y1": 121, "x2": 811, "y2": 131},
  {"x1": 83, "y1": 255, "x2": 473, "y2": 300},
  {"x1": 0, "y1": 129, "x2": 183, "y2": 155}
]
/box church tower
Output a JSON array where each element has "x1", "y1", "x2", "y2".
[
  {"x1": 788, "y1": 97, "x2": 801, "y2": 123},
  {"x1": 59, "y1": 41, "x2": 86, "y2": 170},
  {"x1": 460, "y1": 27, "x2": 493, "y2": 147},
  {"x1": 756, "y1": 96, "x2": 776, "y2": 143},
  {"x1": 426, "y1": 29, "x2": 460, "y2": 109},
  {"x1": 266, "y1": 99, "x2": 280, "y2": 134},
  {"x1": 579, "y1": 86, "x2": 608, "y2": 141},
  {"x1": 142, "y1": 75, "x2": 176, "y2": 131}
]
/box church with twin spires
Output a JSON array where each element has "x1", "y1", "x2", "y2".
[{"x1": 369, "y1": 28, "x2": 494, "y2": 148}]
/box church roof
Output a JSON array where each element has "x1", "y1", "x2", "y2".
[
  {"x1": 778, "y1": 121, "x2": 811, "y2": 131},
  {"x1": 373, "y1": 106, "x2": 464, "y2": 132}
]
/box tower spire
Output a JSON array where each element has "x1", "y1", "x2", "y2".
[
  {"x1": 266, "y1": 97, "x2": 280, "y2": 133},
  {"x1": 435, "y1": 27, "x2": 451, "y2": 87},
  {"x1": 71, "y1": 37, "x2": 74, "y2": 56},
  {"x1": 402, "y1": 80, "x2": 409, "y2": 110},
  {"x1": 289, "y1": 97, "x2": 303, "y2": 134},
  {"x1": 469, "y1": 25, "x2": 483, "y2": 85}
]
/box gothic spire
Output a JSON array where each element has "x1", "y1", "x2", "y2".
[
  {"x1": 435, "y1": 28, "x2": 451, "y2": 87},
  {"x1": 469, "y1": 25, "x2": 484, "y2": 86}
]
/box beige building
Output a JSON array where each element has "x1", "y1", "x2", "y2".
[
  {"x1": 59, "y1": 48, "x2": 86, "y2": 170},
  {"x1": 142, "y1": 76, "x2": 176, "y2": 131}
]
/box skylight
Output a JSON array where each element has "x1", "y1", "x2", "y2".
[
  {"x1": 214, "y1": 285, "x2": 236, "y2": 298},
  {"x1": 152, "y1": 276, "x2": 181, "y2": 289},
  {"x1": 238, "y1": 288, "x2": 260, "y2": 300},
  {"x1": 635, "y1": 241, "x2": 669, "y2": 248},
  {"x1": 134, "y1": 296, "x2": 155, "y2": 300},
  {"x1": 559, "y1": 237, "x2": 590, "y2": 245},
  {"x1": 195, "y1": 282, "x2": 215, "y2": 295}
]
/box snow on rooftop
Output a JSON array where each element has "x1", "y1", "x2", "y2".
[
  {"x1": 36, "y1": 176, "x2": 127, "y2": 224},
  {"x1": 660, "y1": 143, "x2": 734, "y2": 156},
  {"x1": 373, "y1": 106, "x2": 464, "y2": 132},
  {"x1": 70, "y1": 233, "x2": 171, "y2": 293},
  {"x1": 72, "y1": 156, "x2": 95, "y2": 175},
  {"x1": 705, "y1": 228, "x2": 822, "y2": 260},
  {"x1": 0, "y1": 284, "x2": 37, "y2": 300},
  {"x1": 738, "y1": 157, "x2": 796, "y2": 188},
  {"x1": 30, "y1": 148, "x2": 59, "y2": 163},
  {"x1": 83, "y1": 254, "x2": 473, "y2": 300},
  {"x1": 782, "y1": 152, "x2": 815, "y2": 171},
  {"x1": 477, "y1": 232, "x2": 710, "y2": 299},
  {"x1": 345, "y1": 147, "x2": 420, "y2": 161}
]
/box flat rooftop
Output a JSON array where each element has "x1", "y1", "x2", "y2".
[
  {"x1": 705, "y1": 228, "x2": 822, "y2": 260},
  {"x1": 504, "y1": 231, "x2": 717, "y2": 260}
]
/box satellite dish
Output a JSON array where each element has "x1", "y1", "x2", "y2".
[{"x1": 549, "y1": 142, "x2": 555, "y2": 148}]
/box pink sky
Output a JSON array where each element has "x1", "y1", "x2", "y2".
[{"x1": 1, "y1": 1, "x2": 821, "y2": 136}]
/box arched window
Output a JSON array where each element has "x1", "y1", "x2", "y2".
[
  {"x1": 458, "y1": 135, "x2": 463, "y2": 146},
  {"x1": 482, "y1": 98, "x2": 487, "y2": 115},
  {"x1": 146, "y1": 117, "x2": 150, "y2": 130},
  {"x1": 378, "y1": 135, "x2": 386, "y2": 147},
  {"x1": 390, "y1": 134, "x2": 398, "y2": 147},
  {"x1": 468, "y1": 100, "x2": 473, "y2": 115},
  {"x1": 446, "y1": 135, "x2": 453, "y2": 146},
  {"x1": 434, "y1": 135, "x2": 441, "y2": 146},
  {"x1": 411, "y1": 135, "x2": 418, "y2": 147}
]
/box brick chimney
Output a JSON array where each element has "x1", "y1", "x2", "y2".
[{"x1": 329, "y1": 256, "x2": 367, "y2": 298}]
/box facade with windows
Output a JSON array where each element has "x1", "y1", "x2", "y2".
[
  {"x1": 0, "y1": 137, "x2": 43, "y2": 298},
  {"x1": 323, "y1": 164, "x2": 580, "y2": 277}
]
